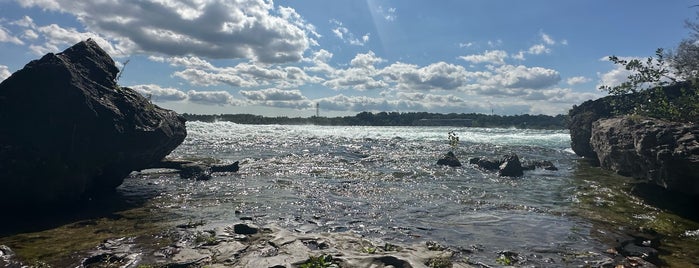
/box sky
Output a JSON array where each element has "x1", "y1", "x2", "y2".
[{"x1": 0, "y1": 0, "x2": 696, "y2": 117}]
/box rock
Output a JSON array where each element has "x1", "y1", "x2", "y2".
[
  {"x1": 233, "y1": 223, "x2": 259, "y2": 235},
  {"x1": 590, "y1": 116, "x2": 699, "y2": 195},
  {"x1": 0, "y1": 245, "x2": 23, "y2": 268},
  {"x1": 179, "y1": 162, "x2": 212, "y2": 180},
  {"x1": 498, "y1": 154, "x2": 524, "y2": 177},
  {"x1": 469, "y1": 157, "x2": 501, "y2": 171},
  {"x1": 211, "y1": 161, "x2": 240, "y2": 173},
  {"x1": 567, "y1": 81, "x2": 692, "y2": 162},
  {"x1": 522, "y1": 160, "x2": 558, "y2": 171},
  {"x1": 437, "y1": 151, "x2": 462, "y2": 167},
  {"x1": 0, "y1": 39, "x2": 187, "y2": 207},
  {"x1": 148, "y1": 159, "x2": 239, "y2": 180}
]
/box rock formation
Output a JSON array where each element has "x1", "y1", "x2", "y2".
[
  {"x1": 0, "y1": 39, "x2": 187, "y2": 207},
  {"x1": 590, "y1": 116, "x2": 699, "y2": 195},
  {"x1": 568, "y1": 82, "x2": 699, "y2": 195}
]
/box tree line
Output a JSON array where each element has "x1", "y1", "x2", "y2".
[{"x1": 182, "y1": 111, "x2": 568, "y2": 129}]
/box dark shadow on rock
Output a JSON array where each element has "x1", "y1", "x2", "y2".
[
  {"x1": 630, "y1": 183, "x2": 699, "y2": 222},
  {"x1": 0, "y1": 186, "x2": 156, "y2": 238}
]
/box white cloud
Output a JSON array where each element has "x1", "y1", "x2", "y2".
[
  {"x1": 174, "y1": 68, "x2": 251, "y2": 87},
  {"x1": 566, "y1": 76, "x2": 591, "y2": 85},
  {"x1": 382, "y1": 62, "x2": 471, "y2": 91},
  {"x1": 149, "y1": 55, "x2": 215, "y2": 70},
  {"x1": 17, "y1": 0, "x2": 314, "y2": 63},
  {"x1": 324, "y1": 67, "x2": 388, "y2": 90},
  {"x1": 29, "y1": 23, "x2": 133, "y2": 57},
  {"x1": 460, "y1": 50, "x2": 508, "y2": 65},
  {"x1": 527, "y1": 44, "x2": 550, "y2": 55},
  {"x1": 459, "y1": 42, "x2": 473, "y2": 48},
  {"x1": 187, "y1": 90, "x2": 237, "y2": 105},
  {"x1": 482, "y1": 65, "x2": 561, "y2": 90},
  {"x1": 330, "y1": 19, "x2": 369, "y2": 46},
  {"x1": 130, "y1": 84, "x2": 188, "y2": 102},
  {"x1": 541, "y1": 33, "x2": 556, "y2": 45},
  {"x1": 0, "y1": 26, "x2": 24, "y2": 45},
  {"x1": 377, "y1": 6, "x2": 397, "y2": 22},
  {"x1": 0, "y1": 65, "x2": 11, "y2": 81},
  {"x1": 169, "y1": 59, "x2": 316, "y2": 88},
  {"x1": 240, "y1": 88, "x2": 306, "y2": 101},
  {"x1": 22, "y1": 29, "x2": 39, "y2": 40},
  {"x1": 350, "y1": 51, "x2": 385, "y2": 68}
]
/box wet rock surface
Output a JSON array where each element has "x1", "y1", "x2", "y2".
[
  {"x1": 0, "y1": 39, "x2": 186, "y2": 207},
  {"x1": 70, "y1": 223, "x2": 476, "y2": 268},
  {"x1": 437, "y1": 151, "x2": 462, "y2": 167},
  {"x1": 146, "y1": 159, "x2": 240, "y2": 180},
  {"x1": 469, "y1": 154, "x2": 557, "y2": 177}
]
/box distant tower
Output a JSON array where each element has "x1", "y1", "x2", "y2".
[{"x1": 315, "y1": 102, "x2": 320, "y2": 117}]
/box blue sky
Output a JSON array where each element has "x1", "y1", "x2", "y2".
[{"x1": 0, "y1": 0, "x2": 696, "y2": 116}]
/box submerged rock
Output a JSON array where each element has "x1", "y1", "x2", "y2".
[
  {"x1": 437, "y1": 151, "x2": 462, "y2": 167},
  {"x1": 0, "y1": 39, "x2": 187, "y2": 207}
]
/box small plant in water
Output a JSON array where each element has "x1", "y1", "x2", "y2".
[
  {"x1": 426, "y1": 256, "x2": 453, "y2": 268},
  {"x1": 194, "y1": 231, "x2": 217, "y2": 246},
  {"x1": 495, "y1": 254, "x2": 513, "y2": 265},
  {"x1": 448, "y1": 131, "x2": 459, "y2": 149},
  {"x1": 300, "y1": 254, "x2": 337, "y2": 268},
  {"x1": 361, "y1": 246, "x2": 377, "y2": 254}
]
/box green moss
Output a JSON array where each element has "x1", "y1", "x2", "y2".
[{"x1": 0, "y1": 207, "x2": 167, "y2": 267}]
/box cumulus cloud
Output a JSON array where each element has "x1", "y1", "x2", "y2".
[
  {"x1": 130, "y1": 84, "x2": 188, "y2": 102},
  {"x1": 32, "y1": 24, "x2": 133, "y2": 57},
  {"x1": 174, "y1": 68, "x2": 252, "y2": 87},
  {"x1": 382, "y1": 62, "x2": 471, "y2": 91},
  {"x1": 482, "y1": 65, "x2": 561, "y2": 90},
  {"x1": 0, "y1": 65, "x2": 11, "y2": 81},
  {"x1": 324, "y1": 67, "x2": 388, "y2": 90},
  {"x1": 566, "y1": 76, "x2": 591, "y2": 85},
  {"x1": 16, "y1": 0, "x2": 314, "y2": 63},
  {"x1": 460, "y1": 50, "x2": 508, "y2": 65},
  {"x1": 240, "y1": 88, "x2": 306, "y2": 101},
  {"x1": 170, "y1": 59, "x2": 317, "y2": 88},
  {"x1": 350, "y1": 51, "x2": 385, "y2": 68},
  {"x1": 0, "y1": 26, "x2": 24, "y2": 45},
  {"x1": 187, "y1": 90, "x2": 237, "y2": 105}
]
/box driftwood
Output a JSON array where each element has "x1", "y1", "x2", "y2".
[{"x1": 147, "y1": 159, "x2": 239, "y2": 180}]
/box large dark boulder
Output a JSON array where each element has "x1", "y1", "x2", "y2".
[
  {"x1": 0, "y1": 39, "x2": 187, "y2": 206},
  {"x1": 590, "y1": 116, "x2": 699, "y2": 195},
  {"x1": 498, "y1": 154, "x2": 524, "y2": 177}
]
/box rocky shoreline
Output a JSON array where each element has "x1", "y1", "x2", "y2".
[
  {"x1": 568, "y1": 86, "x2": 699, "y2": 195},
  {"x1": 0, "y1": 219, "x2": 664, "y2": 268}
]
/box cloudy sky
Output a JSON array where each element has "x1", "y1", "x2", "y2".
[{"x1": 0, "y1": 0, "x2": 696, "y2": 116}]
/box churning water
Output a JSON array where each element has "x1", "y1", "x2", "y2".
[{"x1": 122, "y1": 122, "x2": 609, "y2": 264}]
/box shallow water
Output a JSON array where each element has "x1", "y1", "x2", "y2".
[{"x1": 2, "y1": 122, "x2": 698, "y2": 266}]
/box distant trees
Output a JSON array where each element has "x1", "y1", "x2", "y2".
[
  {"x1": 599, "y1": 11, "x2": 699, "y2": 122},
  {"x1": 181, "y1": 112, "x2": 568, "y2": 129}
]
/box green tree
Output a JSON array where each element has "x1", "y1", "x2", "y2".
[{"x1": 599, "y1": 11, "x2": 699, "y2": 123}]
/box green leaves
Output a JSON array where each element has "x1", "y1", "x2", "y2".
[{"x1": 600, "y1": 47, "x2": 699, "y2": 122}]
